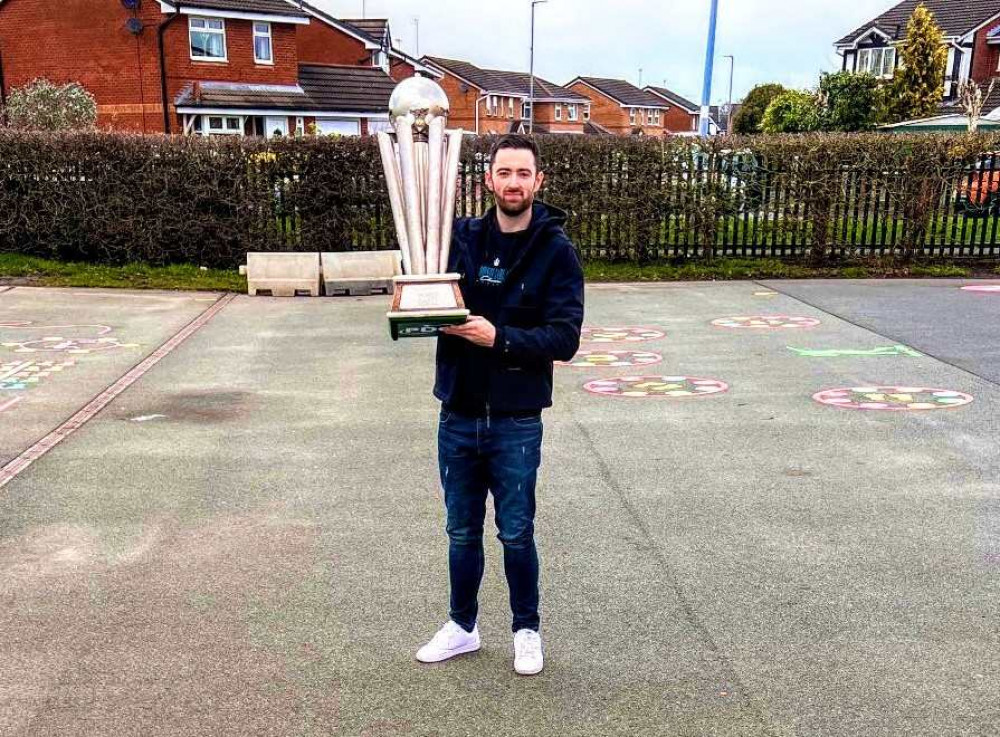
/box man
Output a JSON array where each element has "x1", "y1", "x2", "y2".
[{"x1": 415, "y1": 134, "x2": 584, "y2": 676}]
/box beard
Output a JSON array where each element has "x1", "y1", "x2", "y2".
[{"x1": 495, "y1": 189, "x2": 534, "y2": 217}]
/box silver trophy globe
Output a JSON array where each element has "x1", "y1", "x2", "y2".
[{"x1": 378, "y1": 77, "x2": 469, "y2": 340}]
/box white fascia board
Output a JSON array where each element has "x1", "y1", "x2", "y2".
[
  {"x1": 177, "y1": 107, "x2": 389, "y2": 117},
  {"x1": 295, "y1": 4, "x2": 381, "y2": 48},
  {"x1": 620, "y1": 102, "x2": 671, "y2": 111},
  {"x1": 837, "y1": 25, "x2": 891, "y2": 50},
  {"x1": 158, "y1": 2, "x2": 310, "y2": 25},
  {"x1": 387, "y1": 51, "x2": 443, "y2": 77},
  {"x1": 960, "y1": 10, "x2": 1000, "y2": 42},
  {"x1": 646, "y1": 90, "x2": 695, "y2": 112}
]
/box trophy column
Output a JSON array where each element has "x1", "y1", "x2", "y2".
[{"x1": 377, "y1": 77, "x2": 470, "y2": 340}]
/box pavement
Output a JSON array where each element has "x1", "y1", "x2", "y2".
[{"x1": 0, "y1": 279, "x2": 998, "y2": 737}]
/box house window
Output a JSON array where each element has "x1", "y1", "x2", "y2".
[
  {"x1": 253, "y1": 22, "x2": 272, "y2": 64},
  {"x1": 567, "y1": 104, "x2": 578, "y2": 121},
  {"x1": 205, "y1": 115, "x2": 243, "y2": 135},
  {"x1": 295, "y1": 117, "x2": 305, "y2": 137},
  {"x1": 857, "y1": 47, "x2": 895, "y2": 78},
  {"x1": 373, "y1": 50, "x2": 389, "y2": 72},
  {"x1": 583, "y1": 105, "x2": 590, "y2": 121},
  {"x1": 489, "y1": 95, "x2": 498, "y2": 116},
  {"x1": 508, "y1": 98, "x2": 514, "y2": 118},
  {"x1": 521, "y1": 101, "x2": 532, "y2": 119},
  {"x1": 629, "y1": 108, "x2": 636, "y2": 125},
  {"x1": 555, "y1": 105, "x2": 562, "y2": 121},
  {"x1": 647, "y1": 110, "x2": 655, "y2": 125},
  {"x1": 190, "y1": 17, "x2": 226, "y2": 61}
]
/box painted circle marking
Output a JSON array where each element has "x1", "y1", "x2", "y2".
[
  {"x1": 581, "y1": 326, "x2": 665, "y2": 343},
  {"x1": 712, "y1": 315, "x2": 820, "y2": 330},
  {"x1": 558, "y1": 350, "x2": 663, "y2": 368},
  {"x1": 584, "y1": 375, "x2": 729, "y2": 399},
  {"x1": 813, "y1": 386, "x2": 974, "y2": 411}
]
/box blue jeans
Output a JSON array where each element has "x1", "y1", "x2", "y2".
[{"x1": 438, "y1": 409, "x2": 543, "y2": 633}]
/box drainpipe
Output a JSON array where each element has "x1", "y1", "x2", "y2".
[
  {"x1": 475, "y1": 92, "x2": 489, "y2": 135},
  {"x1": 158, "y1": 2, "x2": 182, "y2": 133},
  {"x1": 0, "y1": 48, "x2": 7, "y2": 119}
]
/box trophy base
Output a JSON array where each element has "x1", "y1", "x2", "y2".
[{"x1": 387, "y1": 274, "x2": 469, "y2": 340}]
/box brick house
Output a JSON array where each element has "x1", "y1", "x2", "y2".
[
  {"x1": 566, "y1": 77, "x2": 670, "y2": 136},
  {"x1": 643, "y1": 85, "x2": 700, "y2": 134},
  {"x1": 835, "y1": 0, "x2": 1000, "y2": 109},
  {"x1": 0, "y1": 0, "x2": 434, "y2": 136},
  {"x1": 422, "y1": 56, "x2": 590, "y2": 135}
]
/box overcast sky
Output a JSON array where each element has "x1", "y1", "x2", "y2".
[{"x1": 313, "y1": 0, "x2": 900, "y2": 104}]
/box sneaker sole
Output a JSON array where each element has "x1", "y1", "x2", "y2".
[
  {"x1": 415, "y1": 641, "x2": 481, "y2": 664},
  {"x1": 514, "y1": 661, "x2": 543, "y2": 676}
]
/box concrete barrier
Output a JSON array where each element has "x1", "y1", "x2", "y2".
[
  {"x1": 245, "y1": 253, "x2": 321, "y2": 297},
  {"x1": 321, "y1": 251, "x2": 402, "y2": 296}
]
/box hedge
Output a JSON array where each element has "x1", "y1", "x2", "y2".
[{"x1": 2, "y1": 129, "x2": 1000, "y2": 268}]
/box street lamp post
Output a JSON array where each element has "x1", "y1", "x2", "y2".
[
  {"x1": 699, "y1": 0, "x2": 720, "y2": 138},
  {"x1": 529, "y1": 0, "x2": 548, "y2": 135},
  {"x1": 723, "y1": 54, "x2": 734, "y2": 133}
]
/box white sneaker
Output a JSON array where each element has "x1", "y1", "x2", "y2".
[
  {"x1": 513, "y1": 628, "x2": 544, "y2": 675},
  {"x1": 416, "y1": 621, "x2": 481, "y2": 663}
]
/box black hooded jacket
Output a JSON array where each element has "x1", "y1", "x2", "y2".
[{"x1": 434, "y1": 201, "x2": 585, "y2": 416}]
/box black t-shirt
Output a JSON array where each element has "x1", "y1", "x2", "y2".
[{"x1": 445, "y1": 222, "x2": 530, "y2": 417}]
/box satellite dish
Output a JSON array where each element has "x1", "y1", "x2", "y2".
[
  {"x1": 121, "y1": 0, "x2": 140, "y2": 9},
  {"x1": 126, "y1": 17, "x2": 144, "y2": 34}
]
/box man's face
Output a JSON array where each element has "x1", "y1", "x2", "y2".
[{"x1": 486, "y1": 148, "x2": 544, "y2": 217}]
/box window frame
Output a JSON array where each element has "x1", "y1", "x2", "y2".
[
  {"x1": 204, "y1": 115, "x2": 243, "y2": 136},
  {"x1": 858, "y1": 46, "x2": 895, "y2": 79},
  {"x1": 189, "y1": 16, "x2": 227, "y2": 62},
  {"x1": 567, "y1": 104, "x2": 578, "y2": 121},
  {"x1": 253, "y1": 21, "x2": 273, "y2": 65},
  {"x1": 554, "y1": 104, "x2": 562, "y2": 121},
  {"x1": 629, "y1": 108, "x2": 636, "y2": 125}
]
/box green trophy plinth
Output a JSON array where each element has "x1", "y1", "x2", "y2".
[{"x1": 387, "y1": 274, "x2": 469, "y2": 340}]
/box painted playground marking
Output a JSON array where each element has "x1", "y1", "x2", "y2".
[
  {"x1": 584, "y1": 375, "x2": 729, "y2": 399},
  {"x1": 787, "y1": 345, "x2": 922, "y2": 358},
  {"x1": 0, "y1": 323, "x2": 139, "y2": 354},
  {"x1": 813, "y1": 386, "x2": 974, "y2": 411},
  {"x1": 961, "y1": 285, "x2": 1000, "y2": 293},
  {"x1": 580, "y1": 326, "x2": 665, "y2": 343},
  {"x1": 0, "y1": 360, "x2": 75, "y2": 391},
  {"x1": 0, "y1": 294, "x2": 234, "y2": 491},
  {"x1": 0, "y1": 396, "x2": 23, "y2": 413},
  {"x1": 712, "y1": 316, "x2": 820, "y2": 330},
  {"x1": 558, "y1": 350, "x2": 663, "y2": 368}
]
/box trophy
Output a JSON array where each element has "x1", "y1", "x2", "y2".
[{"x1": 377, "y1": 77, "x2": 470, "y2": 340}]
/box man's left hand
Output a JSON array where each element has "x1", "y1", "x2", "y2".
[{"x1": 441, "y1": 315, "x2": 497, "y2": 348}]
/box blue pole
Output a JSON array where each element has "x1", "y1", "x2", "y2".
[{"x1": 699, "y1": 0, "x2": 719, "y2": 138}]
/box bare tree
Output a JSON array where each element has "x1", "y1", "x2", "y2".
[{"x1": 958, "y1": 78, "x2": 998, "y2": 133}]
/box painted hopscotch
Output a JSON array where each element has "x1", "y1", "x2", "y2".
[
  {"x1": 787, "y1": 345, "x2": 922, "y2": 358},
  {"x1": 585, "y1": 376, "x2": 729, "y2": 399},
  {"x1": 558, "y1": 350, "x2": 663, "y2": 369},
  {"x1": 712, "y1": 316, "x2": 821, "y2": 329},
  {"x1": 580, "y1": 326, "x2": 665, "y2": 343},
  {"x1": 813, "y1": 386, "x2": 974, "y2": 411},
  {"x1": 0, "y1": 322, "x2": 139, "y2": 354},
  {"x1": 0, "y1": 322, "x2": 138, "y2": 414}
]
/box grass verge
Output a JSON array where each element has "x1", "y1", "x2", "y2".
[{"x1": 0, "y1": 254, "x2": 996, "y2": 291}]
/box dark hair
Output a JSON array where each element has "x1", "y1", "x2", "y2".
[{"x1": 489, "y1": 134, "x2": 541, "y2": 171}]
